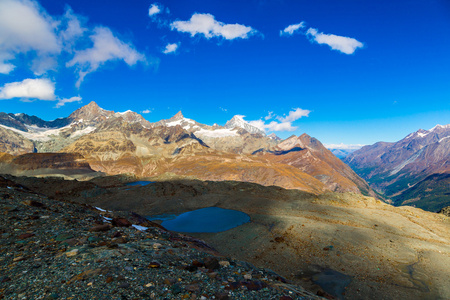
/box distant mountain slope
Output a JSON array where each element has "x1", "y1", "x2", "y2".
[
  {"x1": 344, "y1": 124, "x2": 450, "y2": 210},
  {"x1": 257, "y1": 134, "x2": 374, "y2": 195}
]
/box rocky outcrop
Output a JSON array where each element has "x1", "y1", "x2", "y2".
[
  {"x1": 439, "y1": 206, "x2": 450, "y2": 216},
  {"x1": 0, "y1": 126, "x2": 35, "y2": 155}
]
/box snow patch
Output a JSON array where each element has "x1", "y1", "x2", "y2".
[
  {"x1": 167, "y1": 118, "x2": 195, "y2": 128},
  {"x1": 430, "y1": 124, "x2": 450, "y2": 131},
  {"x1": 117, "y1": 110, "x2": 133, "y2": 115},
  {"x1": 438, "y1": 136, "x2": 450, "y2": 143},
  {"x1": 70, "y1": 126, "x2": 96, "y2": 138},
  {"x1": 132, "y1": 224, "x2": 148, "y2": 231}
]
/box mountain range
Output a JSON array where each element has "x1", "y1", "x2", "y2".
[
  {"x1": 344, "y1": 124, "x2": 450, "y2": 211},
  {"x1": 0, "y1": 101, "x2": 373, "y2": 197}
]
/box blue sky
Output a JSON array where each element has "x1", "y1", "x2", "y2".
[{"x1": 0, "y1": 0, "x2": 449, "y2": 146}]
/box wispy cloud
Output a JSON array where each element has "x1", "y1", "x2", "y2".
[
  {"x1": 141, "y1": 108, "x2": 153, "y2": 114},
  {"x1": 148, "y1": 4, "x2": 161, "y2": 16},
  {"x1": 242, "y1": 108, "x2": 310, "y2": 133},
  {"x1": 306, "y1": 28, "x2": 363, "y2": 54},
  {"x1": 264, "y1": 111, "x2": 274, "y2": 120},
  {"x1": 220, "y1": 107, "x2": 228, "y2": 112},
  {"x1": 66, "y1": 27, "x2": 146, "y2": 87},
  {"x1": 281, "y1": 21, "x2": 364, "y2": 55},
  {"x1": 162, "y1": 43, "x2": 179, "y2": 54},
  {"x1": 171, "y1": 13, "x2": 257, "y2": 40},
  {"x1": 277, "y1": 108, "x2": 310, "y2": 122},
  {"x1": 0, "y1": 0, "x2": 148, "y2": 93},
  {"x1": 0, "y1": 0, "x2": 60, "y2": 74},
  {"x1": 0, "y1": 78, "x2": 56, "y2": 100},
  {"x1": 280, "y1": 22, "x2": 304, "y2": 36},
  {"x1": 55, "y1": 96, "x2": 82, "y2": 108}
]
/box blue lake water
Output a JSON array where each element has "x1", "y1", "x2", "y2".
[
  {"x1": 148, "y1": 207, "x2": 250, "y2": 233},
  {"x1": 126, "y1": 181, "x2": 154, "y2": 186}
]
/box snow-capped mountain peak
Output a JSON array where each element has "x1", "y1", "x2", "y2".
[
  {"x1": 225, "y1": 115, "x2": 265, "y2": 136},
  {"x1": 69, "y1": 101, "x2": 113, "y2": 122}
]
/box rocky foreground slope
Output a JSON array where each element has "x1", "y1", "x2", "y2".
[
  {"x1": 6, "y1": 174, "x2": 450, "y2": 300},
  {"x1": 0, "y1": 176, "x2": 320, "y2": 300}
]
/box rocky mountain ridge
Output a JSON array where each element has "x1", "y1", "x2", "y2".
[
  {"x1": 0, "y1": 102, "x2": 372, "y2": 196},
  {"x1": 344, "y1": 124, "x2": 450, "y2": 210}
]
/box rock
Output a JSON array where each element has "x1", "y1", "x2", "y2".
[
  {"x1": 1, "y1": 276, "x2": 12, "y2": 283},
  {"x1": 243, "y1": 274, "x2": 252, "y2": 280},
  {"x1": 112, "y1": 237, "x2": 127, "y2": 244},
  {"x1": 18, "y1": 233, "x2": 35, "y2": 239},
  {"x1": 119, "y1": 282, "x2": 130, "y2": 289},
  {"x1": 171, "y1": 283, "x2": 183, "y2": 294},
  {"x1": 21, "y1": 200, "x2": 45, "y2": 208},
  {"x1": 47, "y1": 293, "x2": 59, "y2": 299},
  {"x1": 204, "y1": 256, "x2": 220, "y2": 270},
  {"x1": 88, "y1": 224, "x2": 111, "y2": 232},
  {"x1": 3, "y1": 205, "x2": 17, "y2": 211},
  {"x1": 65, "y1": 249, "x2": 79, "y2": 257},
  {"x1": 438, "y1": 206, "x2": 450, "y2": 217},
  {"x1": 242, "y1": 280, "x2": 267, "y2": 291},
  {"x1": 192, "y1": 260, "x2": 204, "y2": 267},
  {"x1": 13, "y1": 256, "x2": 26, "y2": 262},
  {"x1": 152, "y1": 242, "x2": 162, "y2": 249},
  {"x1": 185, "y1": 284, "x2": 200, "y2": 292},
  {"x1": 112, "y1": 217, "x2": 132, "y2": 227},
  {"x1": 63, "y1": 238, "x2": 79, "y2": 247},
  {"x1": 148, "y1": 261, "x2": 161, "y2": 268},
  {"x1": 219, "y1": 261, "x2": 230, "y2": 268},
  {"x1": 215, "y1": 292, "x2": 230, "y2": 300},
  {"x1": 55, "y1": 233, "x2": 74, "y2": 242}
]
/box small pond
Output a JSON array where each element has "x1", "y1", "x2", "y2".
[
  {"x1": 126, "y1": 181, "x2": 154, "y2": 187},
  {"x1": 147, "y1": 207, "x2": 250, "y2": 233}
]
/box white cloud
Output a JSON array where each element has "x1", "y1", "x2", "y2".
[
  {"x1": 66, "y1": 27, "x2": 146, "y2": 87},
  {"x1": 141, "y1": 109, "x2": 153, "y2": 114},
  {"x1": 55, "y1": 96, "x2": 82, "y2": 108},
  {"x1": 265, "y1": 121, "x2": 297, "y2": 131},
  {"x1": 60, "y1": 8, "x2": 86, "y2": 49},
  {"x1": 277, "y1": 108, "x2": 310, "y2": 122},
  {"x1": 244, "y1": 108, "x2": 310, "y2": 133},
  {"x1": 148, "y1": 4, "x2": 161, "y2": 16},
  {"x1": 280, "y1": 22, "x2": 304, "y2": 36},
  {"x1": 162, "y1": 43, "x2": 178, "y2": 54},
  {"x1": 264, "y1": 111, "x2": 274, "y2": 120},
  {"x1": 171, "y1": 13, "x2": 257, "y2": 40},
  {"x1": 0, "y1": 0, "x2": 61, "y2": 74},
  {"x1": 306, "y1": 28, "x2": 363, "y2": 54},
  {"x1": 220, "y1": 107, "x2": 227, "y2": 112},
  {"x1": 0, "y1": 78, "x2": 56, "y2": 100}
]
